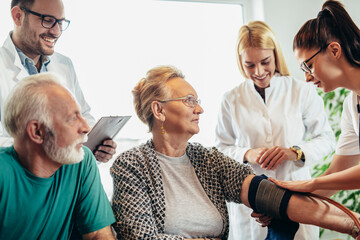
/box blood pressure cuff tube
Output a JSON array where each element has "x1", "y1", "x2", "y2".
[
  {"x1": 248, "y1": 174, "x2": 293, "y2": 220},
  {"x1": 248, "y1": 174, "x2": 299, "y2": 240}
]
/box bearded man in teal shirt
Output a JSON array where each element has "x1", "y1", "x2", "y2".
[{"x1": 0, "y1": 73, "x2": 115, "y2": 239}]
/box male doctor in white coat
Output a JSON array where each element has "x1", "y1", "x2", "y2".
[{"x1": 0, "y1": 0, "x2": 116, "y2": 163}]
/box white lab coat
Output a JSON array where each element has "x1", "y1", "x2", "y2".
[
  {"x1": 0, "y1": 34, "x2": 95, "y2": 146},
  {"x1": 336, "y1": 91, "x2": 360, "y2": 155},
  {"x1": 215, "y1": 74, "x2": 335, "y2": 240}
]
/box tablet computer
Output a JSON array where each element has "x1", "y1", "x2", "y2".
[{"x1": 84, "y1": 115, "x2": 131, "y2": 151}]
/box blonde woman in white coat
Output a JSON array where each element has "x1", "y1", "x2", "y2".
[{"x1": 215, "y1": 21, "x2": 335, "y2": 240}]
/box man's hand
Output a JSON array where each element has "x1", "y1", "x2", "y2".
[
  {"x1": 258, "y1": 146, "x2": 297, "y2": 170},
  {"x1": 93, "y1": 139, "x2": 117, "y2": 163}
]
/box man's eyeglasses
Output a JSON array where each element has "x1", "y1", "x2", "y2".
[
  {"x1": 159, "y1": 95, "x2": 201, "y2": 108},
  {"x1": 300, "y1": 43, "x2": 330, "y2": 74},
  {"x1": 20, "y1": 7, "x2": 70, "y2": 31}
]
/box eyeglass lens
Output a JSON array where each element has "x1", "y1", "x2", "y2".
[
  {"x1": 184, "y1": 96, "x2": 201, "y2": 107},
  {"x1": 301, "y1": 62, "x2": 311, "y2": 74},
  {"x1": 42, "y1": 16, "x2": 70, "y2": 31}
]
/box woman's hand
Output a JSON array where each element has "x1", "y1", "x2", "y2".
[
  {"x1": 251, "y1": 211, "x2": 272, "y2": 227},
  {"x1": 269, "y1": 178, "x2": 316, "y2": 193},
  {"x1": 258, "y1": 146, "x2": 297, "y2": 170},
  {"x1": 244, "y1": 148, "x2": 268, "y2": 164}
]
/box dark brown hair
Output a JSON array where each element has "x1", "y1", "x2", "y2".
[
  {"x1": 293, "y1": 0, "x2": 360, "y2": 67},
  {"x1": 11, "y1": 0, "x2": 35, "y2": 9}
]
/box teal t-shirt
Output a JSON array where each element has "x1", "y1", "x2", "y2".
[{"x1": 0, "y1": 146, "x2": 115, "y2": 239}]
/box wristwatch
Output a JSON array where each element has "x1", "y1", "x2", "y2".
[{"x1": 290, "y1": 146, "x2": 304, "y2": 161}]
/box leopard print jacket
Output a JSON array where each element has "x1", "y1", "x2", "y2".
[{"x1": 110, "y1": 140, "x2": 254, "y2": 240}]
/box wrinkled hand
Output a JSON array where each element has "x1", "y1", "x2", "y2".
[
  {"x1": 258, "y1": 146, "x2": 297, "y2": 170},
  {"x1": 93, "y1": 139, "x2": 117, "y2": 163},
  {"x1": 269, "y1": 178, "x2": 315, "y2": 193},
  {"x1": 251, "y1": 211, "x2": 272, "y2": 227},
  {"x1": 244, "y1": 148, "x2": 268, "y2": 164}
]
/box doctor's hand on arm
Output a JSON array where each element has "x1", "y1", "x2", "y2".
[
  {"x1": 270, "y1": 154, "x2": 360, "y2": 195},
  {"x1": 93, "y1": 139, "x2": 117, "y2": 163},
  {"x1": 269, "y1": 178, "x2": 315, "y2": 193}
]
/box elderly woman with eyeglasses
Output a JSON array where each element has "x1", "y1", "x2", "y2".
[{"x1": 110, "y1": 65, "x2": 360, "y2": 240}]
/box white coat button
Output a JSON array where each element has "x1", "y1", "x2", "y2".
[{"x1": 266, "y1": 136, "x2": 272, "y2": 142}]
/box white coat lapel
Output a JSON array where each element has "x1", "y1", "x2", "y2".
[
  {"x1": 3, "y1": 34, "x2": 29, "y2": 83},
  {"x1": 12, "y1": 57, "x2": 29, "y2": 83}
]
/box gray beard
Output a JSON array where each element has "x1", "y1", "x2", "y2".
[{"x1": 42, "y1": 130, "x2": 87, "y2": 165}]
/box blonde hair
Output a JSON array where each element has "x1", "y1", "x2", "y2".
[
  {"x1": 133, "y1": 65, "x2": 185, "y2": 132},
  {"x1": 236, "y1": 21, "x2": 290, "y2": 78}
]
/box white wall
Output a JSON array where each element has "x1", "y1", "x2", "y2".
[{"x1": 263, "y1": 0, "x2": 323, "y2": 80}]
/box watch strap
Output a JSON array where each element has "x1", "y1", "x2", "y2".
[{"x1": 290, "y1": 146, "x2": 302, "y2": 161}]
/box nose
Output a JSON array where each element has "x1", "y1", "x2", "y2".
[
  {"x1": 194, "y1": 103, "x2": 204, "y2": 114},
  {"x1": 305, "y1": 72, "x2": 313, "y2": 83},
  {"x1": 49, "y1": 22, "x2": 62, "y2": 37},
  {"x1": 79, "y1": 116, "x2": 90, "y2": 135},
  {"x1": 255, "y1": 64, "x2": 265, "y2": 76}
]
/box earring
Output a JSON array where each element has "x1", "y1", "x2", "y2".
[{"x1": 161, "y1": 121, "x2": 165, "y2": 134}]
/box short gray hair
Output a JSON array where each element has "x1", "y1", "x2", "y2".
[{"x1": 4, "y1": 72, "x2": 61, "y2": 139}]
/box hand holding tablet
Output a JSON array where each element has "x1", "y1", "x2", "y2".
[{"x1": 84, "y1": 116, "x2": 131, "y2": 152}]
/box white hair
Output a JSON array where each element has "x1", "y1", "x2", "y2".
[{"x1": 3, "y1": 72, "x2": 62, "y2": 139}]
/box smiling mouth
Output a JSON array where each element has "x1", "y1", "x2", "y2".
[
  {"x1": 42, "y1": 36, "x2": 57, "y2": 44},
  {"x1": 253, "y1": 74, "x2": 268, "y2": 81}
]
